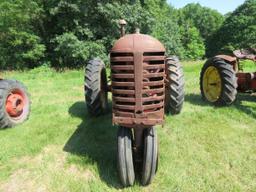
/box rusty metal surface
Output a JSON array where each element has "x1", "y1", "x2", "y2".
[
  {"x1": 237, "y1": 72, "x2": 256, "y2": 92},
  {"x1": 112, "y1": 34, "x2": 165, "y2": 53},
  {"x1": 111, "y1": 34, "x2": 166, "y2": 128},
  {"x1": 234, "y1": 48, "x2": 256, "y2": 92},
  {"x1": 215, "y1": 55, "x2": 237, "y2": 63}
]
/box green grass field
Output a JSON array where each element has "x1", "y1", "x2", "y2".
[{"x1": 0, "y1": 61, "x2": 256, "y2": 192}]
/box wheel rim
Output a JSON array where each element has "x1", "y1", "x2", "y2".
[
  {"x1": 5, "y1": 89, "x2": 27, "y2": 119},
  {"x1": 203, "y1": 66, "x2": 222, "y2": 102}
]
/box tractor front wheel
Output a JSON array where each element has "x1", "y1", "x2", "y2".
[
  {"x1": 0, "y1": 79, "x2": 30, "y2": 129},
  {"x1": 200, "y1": 57, "x2": 237, "y2": 105},
  {"x1": 85, "y1": 59, "x2": 108, "y2": 116},
  {"x1": 141, "y1": 127, "x2": 158, "y2": 186},
  {"x1": 117, "y1": 126, "x2": 135, "y2": 187}
]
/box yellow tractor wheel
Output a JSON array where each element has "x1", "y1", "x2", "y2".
[{"x1": 200, "y1": 58, "x2": 237, "y2": 105}]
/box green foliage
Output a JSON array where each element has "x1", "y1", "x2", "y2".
[
  {"x1": 52, "y1": 33, "x2": 106, "y2": 68},
  {"x1": 0, "y1": 0, "x2": 254, "y2": 68},
  {"x1": 7, "y1": 30, "x2": 45, "y2": 65},
  {"x1": 179, "y1": 3, "x2": 224, "y2": 40},
  {"x1": 36, "y1": 0, "x2": 153, "y2": 67},
  {"x1": 148, "y1": 1, "x2": 185, "y2": 58},
  {"x1": 0, "y1": 0, "x2": 45, "y2": 69},
  {"x1": 96, "y1": 1, "x2": 153, "y2": 47},
  {"x1": 207, "y1": 0, "x2": 256, "y2": 56},
  {"x1": 178, "y1": 3, "x2": 223, "y2": 59},
  {"x1": 181, "y1": 26, "x2": 205, "y2": 59},
  {"x1": 152, "y1": 20, "x2": 185, "y2": 58}
]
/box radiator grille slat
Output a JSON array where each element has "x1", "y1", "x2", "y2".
[
  {"x1": 142, "y1": 95, "x2": 164, "y2": 102},
  {"x1": 143, "y1": 72, "x2": 165, "y2": 78},
  {"x1": 113, "y1": 97, "x2": 136, "y2": 102},
  {"x1": 143, "y1": 102, "x2": 164, "y2": 111},
  {"x1": 111, "y1": 65, "x2": 134, "y2": 71},
  {"x1": 143, "y1": 80, "x2": 164, "y2": 86},
  {"x1": 143, "y1": 56, "x2": 165, "y2": 61},
  {"x1": 112, "y1": 89, "x2": 135, "y2": 95},
  {"x1": 113, "y1": 104, "x2": 135, "y2": 110},
  {"x1": 112, "y1": 82, "x2": 135, "y2": 87},
  {"x1": 144, "y1": 64, "x2": 165, "y2": 70},
  {"x1": 112, "y1": 74, "x2": 134, "y2": 79},
  {"x1": 142, "y1": 88, "x2": 164, "y2": 95},
  {"x1": 111, "y1": 57, "x2": 133, "y2": 62}
]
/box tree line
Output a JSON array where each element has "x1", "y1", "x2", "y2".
[{"x1": 0, "y1": 0, "x2": 255, "y2": 69}]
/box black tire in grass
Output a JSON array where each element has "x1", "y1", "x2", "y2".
[
  {"x1": 141, "y1": 127, "x2": 158, "y2": 186},
  {"x1": 117, "y1": 126, "x2": 135, "y2": 187},
  {"x1": 0, "y1": 79, "x2": 30, "y2": 129},
  {"x1": 85, "y1": 59, "x2": 108, "y2": 116},
  {"x1": 165, "y1": 56, "x2": 185, "y2": 115},
  {"x1": 200, "y1": 57, "x2": 237, "y2": 106}
]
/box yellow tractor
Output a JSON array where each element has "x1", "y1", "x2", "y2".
[{"x1": 0, "y1": 74, "x2": 30, "y2": 129}]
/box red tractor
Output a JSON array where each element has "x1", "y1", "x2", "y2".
[
  {"x1": 84, "y1": 20, "x2": 185, "y2": 186},
  {"x1": 200, "y1": 48, "x2": 256, "y2": 105},
  {"x1": 0, "y1": 75, "x2": 30, "y2": 129}
]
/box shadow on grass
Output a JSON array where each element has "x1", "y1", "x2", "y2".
[
  {"x1": 64, "y1": 101, "x2": 122, "y2": 189},
  {"x1": 234, "y1": 93, "x2": 256, "y2": 119},
  {"x1": 185, "y1": 93, "x2": 210, "y2": 107},
  {"x1": 186, "y1": 93, "x2": 256, "y2": 118}
]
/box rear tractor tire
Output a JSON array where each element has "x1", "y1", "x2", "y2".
[
  {"x1": 85, "y1": 59, "x2": 108, "y2": 116},
  {"x1": 0, "y1": 79, "x2": 30, "y2": 129},
  {"x1": 200, "y1": 57, "x2": 237, "y2": 106},
  {"x1": 165, "y1": 56, "x2": 185, "y2": 115}
]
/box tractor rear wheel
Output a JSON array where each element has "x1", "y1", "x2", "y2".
[
  {"x1": 0, "y1": 79, "x2": 30, "y2": 129},
  {"x1": 117, "y1": 126, "x2": 135, "y2": 187},
  {"x1": 141, "y1": 127, "x2": 158, "y2": 186},
  {"x1": 200, "y1": 57, "x2": 237, "y2": 105},
  {"x1": 85, "y1": 59, "x2": 108, "y2": 116},
  {"x1": 165, "y1": 56, "x2": 185, "y2": 115}
]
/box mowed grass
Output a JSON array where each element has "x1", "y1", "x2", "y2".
[{"x1": 0, "y1": 61, "x2": 256, "y2": 192}]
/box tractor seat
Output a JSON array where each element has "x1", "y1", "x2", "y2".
[{"x1": 233, "y1": 49, "x2": 256, "y2": 61}]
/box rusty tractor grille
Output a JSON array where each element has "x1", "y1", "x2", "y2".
[
  {"x1": 142, "y1": 52, "x2": 165, "y2": 115},
  {"x1": 111, "y1": 52, "x2": 135, "y2": 118},
  {"x1": 111, "y1": 52, "x2": 165, "y2": 127}
]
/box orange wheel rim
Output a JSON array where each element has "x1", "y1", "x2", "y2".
[{"x1": 6, "y1": 89, "x2": 26, "y2": 118}]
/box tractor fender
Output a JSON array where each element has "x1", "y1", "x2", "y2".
[
  {"x1": 215, "y1": 55, "x2": 237, "y2": 64},
  {"x1": 214, "y1": 55, "x2": 238, "y2": 71}
]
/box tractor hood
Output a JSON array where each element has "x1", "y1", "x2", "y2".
[{"x1": 111, "y1": 34, "x2": 165, "y2": 53}]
